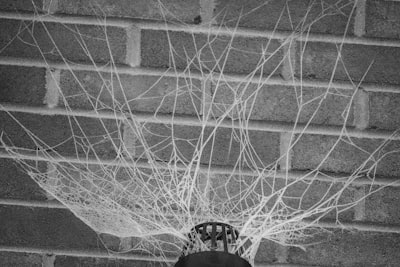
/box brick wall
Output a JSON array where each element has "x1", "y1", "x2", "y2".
[{"x1": 0, "y1": 0, "x2": 400, "y2": 266}]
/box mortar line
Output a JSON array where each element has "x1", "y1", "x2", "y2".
[
  {"x1": 137, "y1": 21, "x2": 400, "y2": 48},
  {"x1": 1, "y1": 56, "x2": 400, "y2": 94},
  {"x1": 1, "y1": 199, "x2": 400, "y2": 234},
  {"x1": 0, "y1": 102, "x2": 398, "y2": 140},
  {"x1": 0, "y1": 245, "x2": 174, "y2": 262},
  {"x1": 0, "y1": 11, "x2": 400, "y2": 48},
  {"x1": 0, "y1": 245, "x2": 307, "y2": 267},
  {"x1": 314, "y1": 220, "x2": 400, "y2": 234},
  {"x1": 0, "y1": 150, "x2": 399, "y2": 187},
  {"x1": 0, "y1": 198, "x2": 66, "y2": 209}
]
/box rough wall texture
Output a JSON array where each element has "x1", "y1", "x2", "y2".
[{"x1": 0, "y1": 0, "x2": 399, "y2": 266}]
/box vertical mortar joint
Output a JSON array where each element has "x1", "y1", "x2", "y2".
[
  {"x1": 353, "y1": 186, "x2": 366, "y2": 221},
  {"x1": 198, "y1": 173, "x2": 212, "y2": 213},
  {"x1": 119, "y1": 237, "x2": 134, "y2": 251},
  {"x1": 279, "y1": 132, "x2": 293, "y2": 171},
  {"x1": 126, "y1": 25, "x2": 141, "y2": 67},
  {"x1": 201, "y1": 78, "x2": 213, "y2": 118},
  {"x1": 280, "y1": 39, "x2": 296, "y2": 81},
  {"x1": 275, "y1": 245, "x2": 289, "y2": 263},
  {"x1": 44, "y1": 68, "x2": 60, "y2": 109},
  {"x1": 122, "y1": 121, "x2": 142, "y2": 158},
  {"x1": 200, "y1": 0, "x2": 216, "y2": 26},
  {"x1": 42, "y1": 254, "x2": 56, "y2": 267},
  {"x1": 353, "y1": 89, "x2": 369, "y2": 130},
  {"x1": 45, "y1": 162, "x2": 58, "y2": 201},
  {"x1": 42, "y1": 0, "x2": 59, "y2": 14}
]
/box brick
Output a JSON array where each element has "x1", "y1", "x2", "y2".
[
  {"x1": 0, "y1": 158, "x2": 47, "y2": 201},
  {"x1": 288, "y1": 229, "x2": 400, "y2": 266},
  {"x1": 292, "y1": 134, "x2": 400, "y2": 177},
  {"x1": 0, "y1": 112, "x2": 120, "y2": 159},
  {"x1": 211, "y1": 174, "x2": 355, "y2": 221},
  {"x1": 366, "y1": 1, "x2": 400, "y2": 39},
  {"x1": 254, "y1": 240, "x2": 284, "y2": 264},
  {"x1": 54, "y1": 256, "x2": 167, "y2": 267},
  {"x1": 297, "y1": 41, "x2": 400, "y2": 85},
  {"x1": 369, "y1": 92, "x2": 400, "y2": 131},
  {"x1": 0, "y1": 206, "x2": 176, "y2": 263},
  {"x1": 280, "y1": 180, "x2": 356, "y2": 221},
  {"x1": 100, "y1": 232, "x2": 181, "y2": 257},
  {"x1": 0, "y1": 0, "x2": 45, "y2": 12},
  {"x1": 215, "y1": 0, "x2": 355, "y2": 35},
  {"x1": 0, "y1": 251, "x2": 42, "y2": 267},
  {"x1": 43, "y1": 164, "x2": 209, "y2": 232},
  {"x1": 42, "y1": 163, "x2": 358, "y2": 230},
  {"x1": 57, "y1": 0, "x2": 201, "y2": 24},
  {"x1": 0, "y1": 205, "x2": 105, "y2": 250},
  {"x1": 0, "y1": 19, "x2": 128, "y2": 64},
  {"x1": 211, "y1": 82, "x2": 354, "y2": 126},
  {"x1": 132, "y1": 123, "x2": 280, "y2": 167},
  {"x1": 0, "y1": 204, "x2": 180, "y2": 258},
  {"x1": 141, "y1": 30, "x2": 284, "y2": 75},
  {"x1": 0, "y1": 66, "x2": 46, "y2": 106},
  {"x1": 364, "y1": 186, "x2": 400, "y2": 225},
  {"x1": 59, "y1": 70, "x2": 202, "y2": 115},
  {"x1": 210, "y1": 174, "x2": 265, "y2": 213}
]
